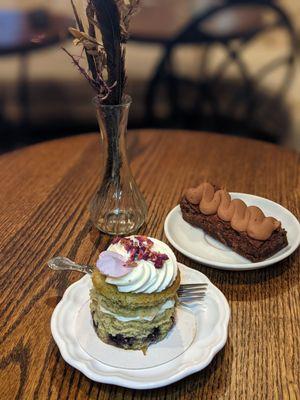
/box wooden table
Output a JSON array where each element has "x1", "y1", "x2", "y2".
[{"x1": 0, "y1": 130, "x2": 299, "y2": 400}]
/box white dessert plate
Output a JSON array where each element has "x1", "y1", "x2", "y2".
[
  {"x1": 164, "y1": 193, "x2": 300, "y2": 271},
  {"x1": 76, "y1": 302, "x2": 196, "y2": 370},
  {"x1": 51, "y1": 263, "x2": 230, "y2": 389}
]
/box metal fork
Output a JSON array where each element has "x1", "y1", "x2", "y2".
[
  {"x1": 178, "y1": 283, "x2": 208, "y2": 303},
  {"x1": 47, "y1": 256, "x2": 208, "y2": 302},
  {"x1": 47, "y1": 256, "x2": 93, "y2": 274}
]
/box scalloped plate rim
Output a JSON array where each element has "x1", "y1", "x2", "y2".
[{"x1": 51, "y1": 264, "x2": 230, "y2": 389}]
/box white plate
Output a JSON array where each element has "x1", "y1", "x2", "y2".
[
  {"x1": 164, "y1": 193, "x2": 300, "y2": 271},
  {"x1": 76, "y1": 302, "x2": 197, "y2": 370},
  {"x1": 51, "y1": 263, "x2": 230, "y2": 389}
]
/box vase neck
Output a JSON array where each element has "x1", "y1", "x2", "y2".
[{"x1": 94, "y1": 99, "x2": 131, "y2": 182}]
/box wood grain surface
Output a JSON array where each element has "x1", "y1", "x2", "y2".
[{"x1": 0, "y1": 130, "x2": 299, "y2": 400}]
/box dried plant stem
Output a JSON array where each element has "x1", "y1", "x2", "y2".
[
  {"x1": 66, "y1": 0, "x2": 140, "y2": 201},
  {"x1": 70, "y1": 0, "x2": 98, "y2": 81},
  {"x1": 67, "y1": 0, "x2": 140, "y2": 104}
]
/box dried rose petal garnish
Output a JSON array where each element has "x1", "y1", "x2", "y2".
[
  {"x1": 113, "y1": 236, "x2": 169, "y2": 268},
  {"x1": 96, "y1": 251, "x2": 133, "y2": 277}
]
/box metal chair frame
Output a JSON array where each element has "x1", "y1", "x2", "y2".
[{"x1": 145, "y1": 0, "x2": 297, "y2": 141}]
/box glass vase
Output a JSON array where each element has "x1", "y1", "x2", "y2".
[{"x1": 89, "y1": 95, "x2": 147, "y2": 235}]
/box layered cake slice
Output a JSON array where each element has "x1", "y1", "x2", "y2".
[
  {"x1": 90, "y1": 235, "x2": 180, "y2": 352},
  {"x1": 180, "y1": 182, "x2": 288, "y2": 262}
]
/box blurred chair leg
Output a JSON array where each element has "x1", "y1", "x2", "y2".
[{"x1": 18, "y1": 53, "x2": 30, "y2": 129}]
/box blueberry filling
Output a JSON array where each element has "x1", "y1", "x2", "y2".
[
  {"x1": 92, "y1": 314, "x2": 98, "y2": 329},
  {"x1": 108, "y1": 327, "x2": 161, "y2": 347},
  {"x1": 146, "y1": 327, "x2": 160, "y2": 342},
  {"x1": 109, "y1": 334, "x2": 135, "y2": 347}
]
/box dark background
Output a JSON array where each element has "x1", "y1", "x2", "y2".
[{"x1": 0, "y1": 0, "x2": 299, "y2": 153}]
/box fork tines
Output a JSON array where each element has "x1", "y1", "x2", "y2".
[
  {"x1": 179, "y1": 297, "x2": 206, "y2": 302},
  {"x1": 177, "y1": 282, "x2": 208, "y2": 302},
  {"x1": 178, "y1": 283, "x2": 208, "y2": 292},
  {"x1": 179, "y1": 283, "x2": 208, "y2": 288}
]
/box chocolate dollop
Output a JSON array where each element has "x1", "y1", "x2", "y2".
[{"x1": 185, "y1": 182, "x2": 281, "y2": 241}]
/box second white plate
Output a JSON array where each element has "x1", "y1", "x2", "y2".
[{"x1": 164, "y1": 193, "x2": 300, "y2": 271}]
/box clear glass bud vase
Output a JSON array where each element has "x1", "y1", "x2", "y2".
[{"x1": 89, "y1": 95, "x2": 147, "y2": 235}]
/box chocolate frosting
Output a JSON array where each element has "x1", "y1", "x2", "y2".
[{"x1": 185, "y1": 182, "x2": 281, "y2": 241}]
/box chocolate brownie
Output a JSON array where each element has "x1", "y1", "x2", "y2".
[{"x1": 180, "y1": 197, "x2": 288, "y2": 262}]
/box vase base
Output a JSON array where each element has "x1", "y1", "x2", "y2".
[{"x1": 91, "y1": 209, "x2": 145, "y2": 236}]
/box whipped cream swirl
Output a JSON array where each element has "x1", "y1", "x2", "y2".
[{"x1": 104, "y1": 236, "x2": 178, "y2": 293}]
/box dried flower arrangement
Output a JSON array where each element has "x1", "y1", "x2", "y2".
[
  {"x1": 64, "y1": 0, "x2": 140, "y2": 105},
  {"x1": 64, "y1": 0, "x2": 146, "y2": 235}
]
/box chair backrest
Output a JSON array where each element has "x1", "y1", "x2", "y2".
[{"x1": 145, "y1": 0, "x2": 296, "y2": 141}]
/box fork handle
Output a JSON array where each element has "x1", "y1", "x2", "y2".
[{"x1": 47, "y1": 256, "x2": 93, "y2": 275}]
